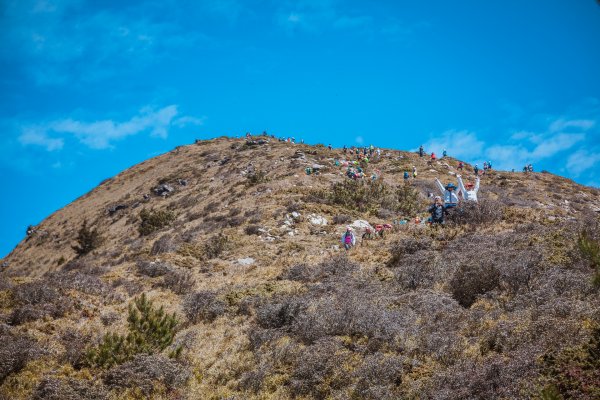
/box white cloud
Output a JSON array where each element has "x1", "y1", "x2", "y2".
[
  {"x1": 422, "y1": 130, "x2": 484, "y2": 160},
  {"x1": 530, "y1": 133, "x2": 585, "y2": 159},
  {"x1": 549, "y1": 118, "x2": 595, "y2": 133},
  {"x1": 566, "y1": 150, "x2": 600, "y2": 177},
  {"x1": 18, "y1": 105, "x2": 203, "y2": 150},
  {"x1": 18, "y1": 127, "x2": 64, "y2": 151}
]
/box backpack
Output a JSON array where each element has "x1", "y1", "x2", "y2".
[{"x1": 344, "y1": 233, "x2": 353, "y2": 244}]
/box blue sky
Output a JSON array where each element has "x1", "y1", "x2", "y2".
[{"x1": 1, "y1": 0, "x2": 600, "y2": 257}]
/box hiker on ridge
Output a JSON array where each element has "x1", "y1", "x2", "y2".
[
  {"x1": 419, "y1": 145, "x2": 424, "y2": 157},
  {"x1": 341, "y1": 226, "x2": 356, "y2": 250},
  {"x1": 435, "y1": 177, "x2": 459, "y2": 208},
  {"x1": 457, "y1": 174, "x2": 480, "y2": 203}
]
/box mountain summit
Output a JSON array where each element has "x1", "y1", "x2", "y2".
[{"x1": 1, "y1": 136, "x2": 599, "y2": 399}]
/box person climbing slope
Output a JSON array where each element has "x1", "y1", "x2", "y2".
[
  {"x1": 419, "y1": 145, "x2": 424, "y2": 157},
  {"x1": 435, "y1": 177, "x2": 459, "y2": 208},
  {"x1": 341, "y1": 226, "x2": 356, "y2": 250},
  {"x1": 412, "y1": 166, "x2": 417, "y2": 178},
  {"x1": 403, "y1": 171, "x2": 410, "y2": 181},
  {"x1": 428, "y1": 196, "x2": 446, "y2": 224},
  {"x1": 457, "y1": 174, "x2": 480, "y2": 202}
]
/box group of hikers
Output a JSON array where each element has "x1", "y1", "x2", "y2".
[
  {"x1": 338, "y1": 145, "x2": 484, "y2": 250},
  {"x1": 428, "y1": 175, "x2": 480, "y2": 224}
]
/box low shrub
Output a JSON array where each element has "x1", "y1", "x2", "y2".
[
  {"x1": 183, "y1": 291, "x2": 226, "y2": 323},
  {"x1": 160, "y1": 269, "x2": 195, "y2": 295},
  {"x1": 9, "y1": 280, "x2": 71, "y2": 325},
  {"x1": 136, "y1": 260, "x2": 173, "y2": 277},
  {"x1": 332, "y1": 214, "x2": 352, "y2": 224},
  {"x1": 246, "y1": 170, "x2": 267, "y2": 186},
  {"x1": 244, "y1": 225, "x2": 261, "y2": 235},
  {"x1": 138, "y1": 209, "x2": 175, "y2": 236},
  {"x1": 313, "y1": 179, "x2": 421, "y2": 216},
  {"x1": 446, "y1": 200, "x2": 503, "y2": 226},
  {"x1": 150, "y1": 234, "x2": 176, "y2": 255},
  {"x1": 538, "y1": 324, "x2": 600, "y2": 399},
  {"x1": 103, "y1": 354, "x2": 190, "y2": 396},
  {"x1": 32, "y1": 377, "x2": 108, "y2": 400},
  {"x1": 0, "y1": 328, "x2": 41, "y2": 384},
  {"x1": 449, "y1": 263, "x2": 500, "y2": 307},
  {"x1": 203, "y1": 233, "x2": 229, "y2": 259},
  {"x1": 578, "y1": 230, "x2": 600, "y2": 287}
]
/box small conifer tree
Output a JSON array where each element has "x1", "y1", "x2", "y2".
[
  {"x1": 72, "y1": 220, "x2": 103, "y2": 256},
  {"x1": 86, "y1": 293, "x2": 180, "y2": 368}
]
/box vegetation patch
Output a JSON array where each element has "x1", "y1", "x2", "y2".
[{"x1": 138, "y1": 209, "x2": 175, "y2": 236}]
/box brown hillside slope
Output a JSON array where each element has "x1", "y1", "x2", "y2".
[{"x1": 1, "y1": 136, "x2": 599, "y2": 399}]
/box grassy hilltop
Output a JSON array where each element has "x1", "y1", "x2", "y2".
[{"x1": 1, "y1": 136, "x2": 599, "y2": 399}]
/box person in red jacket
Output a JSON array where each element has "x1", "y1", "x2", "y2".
[{"x1": 431, "y1": 152, "x2": 436, "y2": 161}]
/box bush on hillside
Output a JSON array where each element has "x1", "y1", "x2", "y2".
[
  {"x1": 538, "y1": 324, "x2": 600, "y2": 399},
  {"x1": 449, "y1": 263, "x2": 500, "y2": 307},
  {"x1": 85, "y1": 293, "x2": 180, "y2": 368},
  {"x1": 311, "y1": 179, "x2": 421, "y2": 216},
  {"x1": 150, "y1": 234, "x2": 177, "y2": 255},
  {"x1": 244, "y1": 224, "x2": 261, "y2": 235},
  {"x1": 9, "y1": 280, "x2": 72, "y2": 325},
  {"x1": 32, "y1": 377, "x2": 108, "y2": 400},
  {"x1": 0, "y1": 328, "x2": 42, "y2": 384},
  {"x1": 160, "y1": 269, "x2": 195, "y2": 295},
  {"x1": 138, "y1": 209, "x2": 175, "y2": 236},
  {"x1": 203, "y1": 233, "x2": 229, "y2": 259},
  {"x1": 136, "y1": 260, "x2": 173, "y2": 277},
  {"x1": 578, "y1": 230, "x2": 600, "y2": 287},
  {"x1": 246, "y1": 170, "x2": 267, "y2": 186},
  {"x1": 103, "y1": 354, "x2": 190, "y2": 397},
  {"x1": 183, "y1": 291, "x2": 226, "y2": 323},
  {"x1": 446, "y1": 200, "x2": 503, "y2": 226},
  {"x1": 72, "y1": 220, "x2": 103, "y2": 256}
]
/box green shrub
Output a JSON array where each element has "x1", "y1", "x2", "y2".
[
  {"x1": 72, "y1": 220, "x2": 103, "y2": 256},
  {"x1": 246, "y1": 170, "x2": 267, "y2": 186},
  {"x1": 203, "y1": 233, "x2": 229, "y2": 259},
  {"x1": 578, "y1": 231, "x2": 600, "y2": 287},
  {"x1": 138, "y1": 209, "x2": 175, "y2": 236},
  {"x1": 313, "y1": 179, "x2": 420, "y2": 216},
  {"x1": 539, "y1": 324, "x2": 600, "y2": 399},
  {"x1": 86, "y1": 293, "x2": 180, "y2": 368}
]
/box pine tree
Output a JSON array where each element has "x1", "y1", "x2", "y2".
[
  {"x1": 72, "y1": 220, "x2": 103, "y2": 256},
  {"x1": 86, "y1": 293, "x2": 180, "y2": 368}
]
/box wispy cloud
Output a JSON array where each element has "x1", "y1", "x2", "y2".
[
  {"x1": 424, "y1": 106, "x2": 599, "y2": 176},
  {"x1": 18, "y1": 105, "x2": 204, "y2": 150},
  {"x1": 566, "y1": 150, "x2": 600, "y2": 177},
  {"x1": 422, "y1": 130, "x2": 484, "y2": 161},
  {"x1": 18, "y1": 127, "x2": 64, "y2": 151}
]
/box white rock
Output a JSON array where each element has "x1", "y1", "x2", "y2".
[
  {"x1": 287, "y1": 231, "x2": 295, "y2": 236},
  {"x1": 284, "y1": 220, "x2": 292, "y2": 226},
  {"x1": 309, "y1": 214, "x2": 328, "y2": 226},
  {"x1": 237, "y1": 257, "x2": 255, "y2": 266},
  {"x1": 350, "y1": 220, "x2": 373, "y2": 231},
  {"x1": 291, "y1": 211, "x2": 301, "y2": 219}
]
